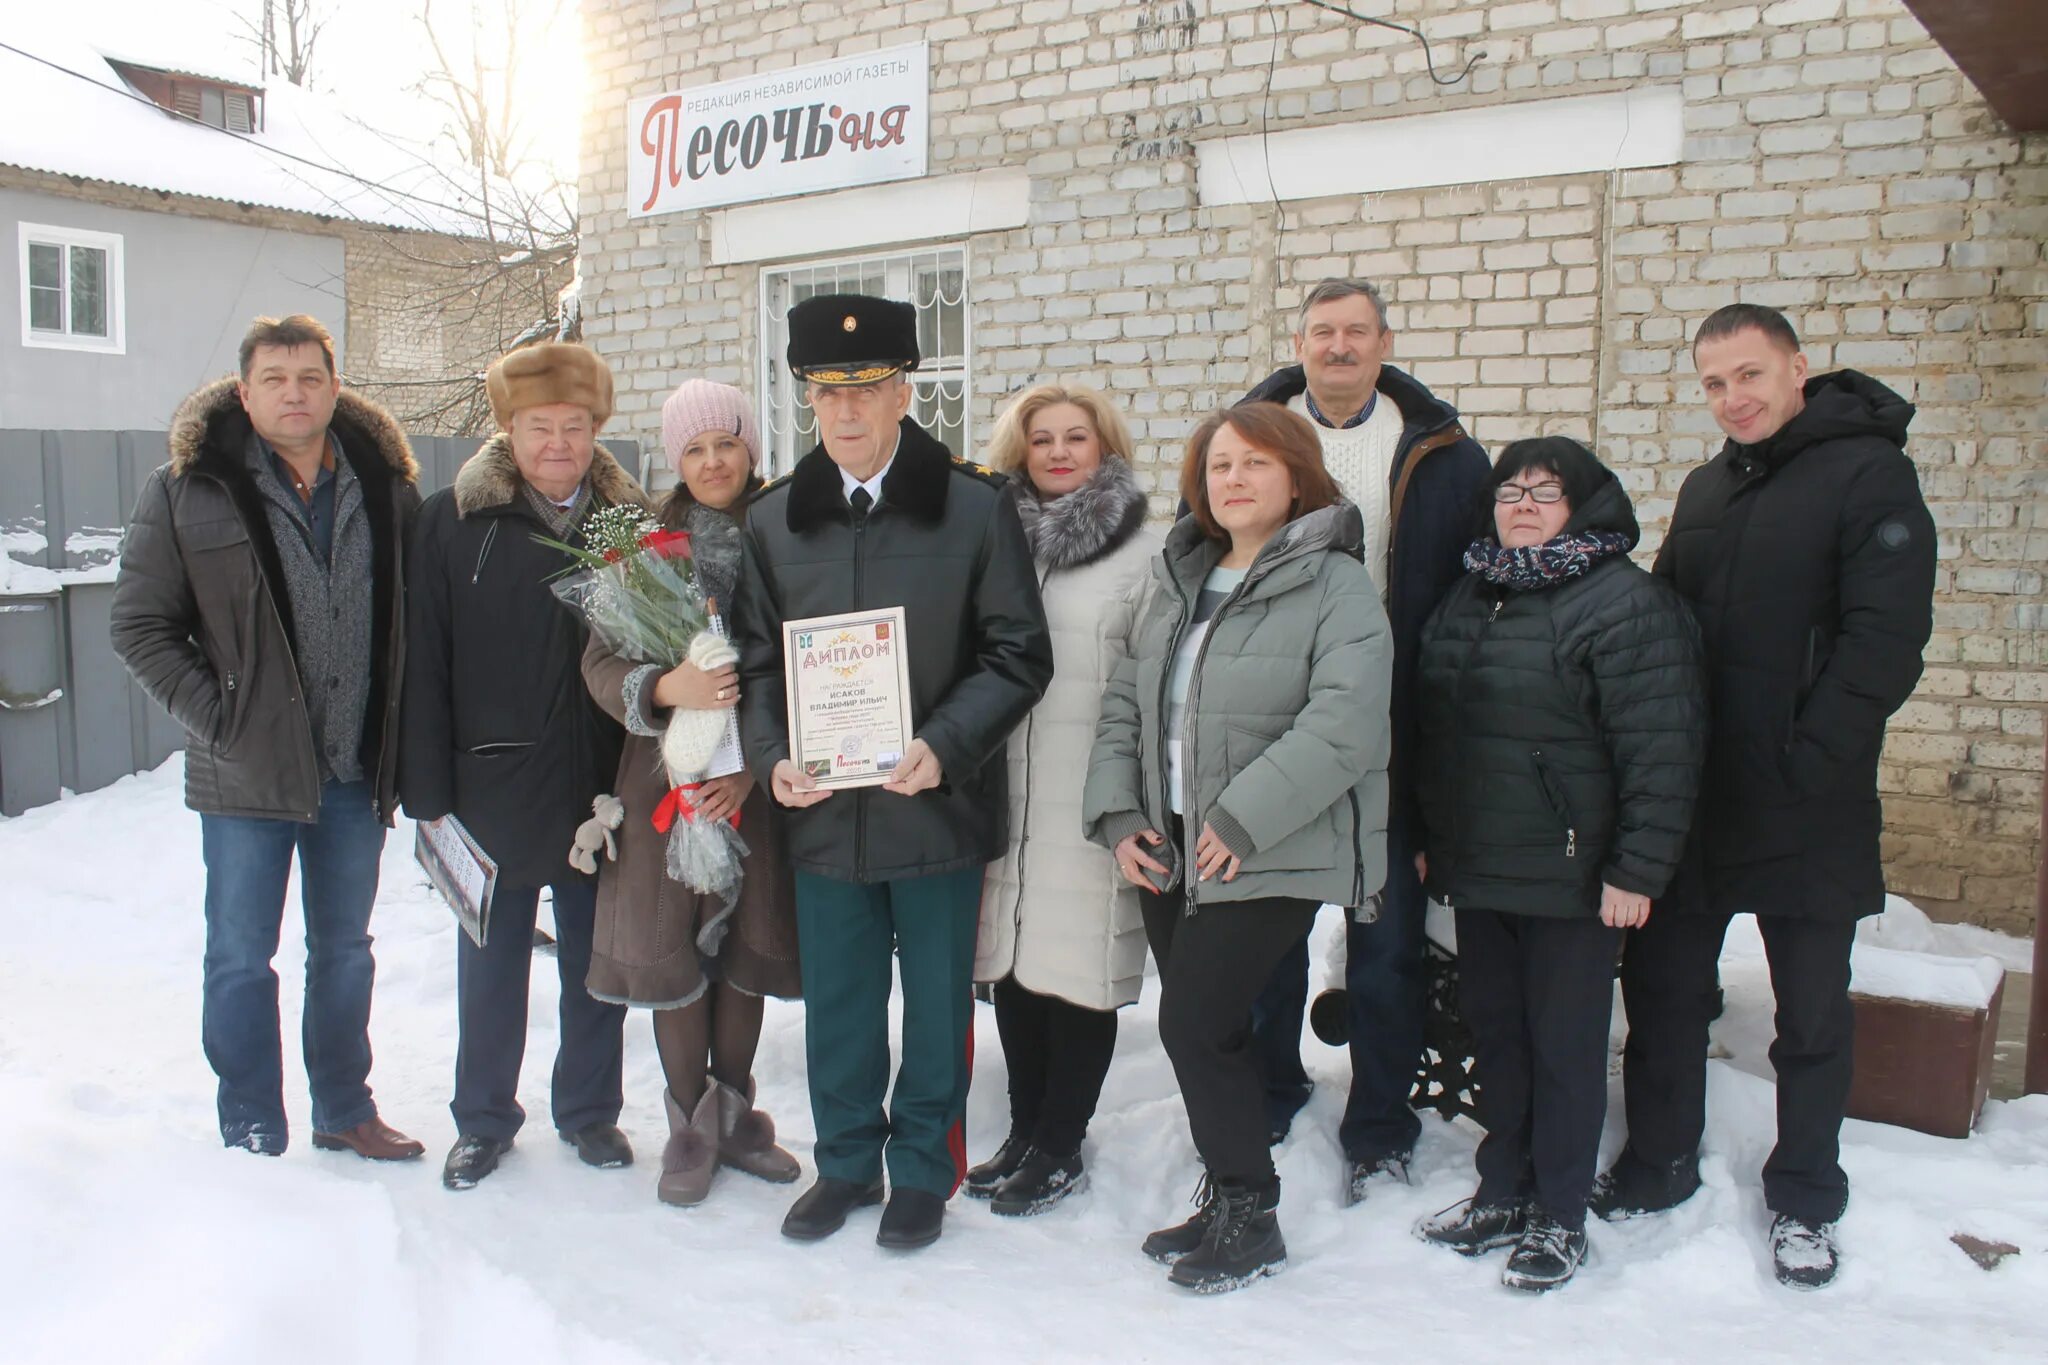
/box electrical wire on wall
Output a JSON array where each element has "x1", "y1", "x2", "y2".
[
  {"x1": 1253, "y1": 1, "x2": 1490, "y2": 346},
  {"x1": 1299, "y1": 0, "x2": 1485, "y2": 86}
]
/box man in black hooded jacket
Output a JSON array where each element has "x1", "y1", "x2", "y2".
[{"x1": 1594, "y1": 303, "x2": 1935, "y2": 1291}]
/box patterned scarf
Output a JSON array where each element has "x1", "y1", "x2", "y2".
[
  {"x1": 520, "y1": 478, "x2": 593, "y2": 539},
  {"x1": 1463, "y1": 530, "x2": 1635, "y2": 591}
]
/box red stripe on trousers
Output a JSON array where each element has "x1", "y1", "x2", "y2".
[{"x1": 946, "y1": 1010, "x2": 974, "y2": 1196}]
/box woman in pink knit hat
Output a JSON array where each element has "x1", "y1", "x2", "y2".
[{"x1": 580, "y1": 379, "x2": 803, "y2": 1207}]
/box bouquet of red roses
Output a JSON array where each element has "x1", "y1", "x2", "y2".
[{"x1": 542, "y1": 505, "x2": 747, "y2": 902}]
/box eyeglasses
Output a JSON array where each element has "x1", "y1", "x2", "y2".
[{"x1": 1492, "y1": 482, "x2": 1567, "y2": 505}]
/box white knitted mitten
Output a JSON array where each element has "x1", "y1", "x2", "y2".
[{"x1": 659, "y1": 630, "x2": 742, "y2": 784}]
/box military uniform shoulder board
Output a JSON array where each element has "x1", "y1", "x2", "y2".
[
  {"x1": 951, "y1": 456, "x2": 1006, "y2": 485},
  {"x1": 753, "y1": 470, "x2": 794, "y2": 496}
]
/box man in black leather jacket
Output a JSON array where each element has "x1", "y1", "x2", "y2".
[{"x1": 733, "y1": 294, "x2": 1052, "y2": 1251}]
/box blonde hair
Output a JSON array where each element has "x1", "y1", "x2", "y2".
[{"x1": 984, "y1": 384, "x2": 1135, "y2": 474}]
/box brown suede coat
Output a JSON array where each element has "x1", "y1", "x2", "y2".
[{"x1": 581, "y1": 498, "x2": 801, "y2": 1009}]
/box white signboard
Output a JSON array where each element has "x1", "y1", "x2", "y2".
[{"x1": 628, "y1": 42, "x2": 929, "y2": 218}]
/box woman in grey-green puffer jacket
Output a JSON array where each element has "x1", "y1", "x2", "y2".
[
  {"x1": 1082, "y1": 402, "x2": 1391, "y2": 1295},
  {"x1": 1082, "y1": 496, "x2": 1392, "y2": 915}
]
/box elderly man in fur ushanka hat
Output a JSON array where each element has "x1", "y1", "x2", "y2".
[{"x1": 400, "y1": 341, "x2": 650, "y2": 1190}]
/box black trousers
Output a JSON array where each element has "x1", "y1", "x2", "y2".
[
  {"x1": 1456, "y1": 908, "x2": 1620, "y2": 1231},
  {"x1": 453, "y1": 877, "x2": 626, "y2": 1142},
  {"x1": 991, "y1": 977, "x2": 1118, "y2": 1157},
  {"x1": 1617, "y1": 906, "x2": 1856, "y2": 1224},
  {"x1": 1142, "y1": 885, "x2": 1318, "y2": 1187}
]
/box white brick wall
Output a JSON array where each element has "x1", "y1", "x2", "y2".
[{"x1": 580, "y1": 0, "x2": 2047, "y2": 932}]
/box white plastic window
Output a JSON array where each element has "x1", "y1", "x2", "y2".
[{"x1": 20, "y1": 223, "x2": 125, "y2": 354}]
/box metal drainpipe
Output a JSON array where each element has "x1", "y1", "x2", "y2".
[{"x1": 2027, "y1": 730, "x2": 2047, "y2": 1096}]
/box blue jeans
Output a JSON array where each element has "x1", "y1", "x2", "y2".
[
  {"x1": 200, "y1": 780, "x2": 386, "y2": 1148},
  {"x1": 1248, "y1": 810, "x2": 1426, "y2": 1163},
  {"x1": 452, "y1": 876, "x2": 625, "y2": 1141}
]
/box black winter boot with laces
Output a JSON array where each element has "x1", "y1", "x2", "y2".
[
  {"x1": 1769, "y1": 1214, "x2": 1840, "y2": 1290},
  {"x1": 1415, "y1": 1197, "x2": 1529, "y2": 1257},
  {"x1": 1141, "y1": 1173, "x2": 1218, "y2": 1264},
  {"x1": 1167, "y1": 1178, "x2": 1286, "y2": 1293},
  {"x1": 1502, "y1": 1209, "x2": 1589, "y2": 1292}
]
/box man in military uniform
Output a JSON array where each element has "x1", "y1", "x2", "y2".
[{"x1": 733, "y1": 294, "x2": 1052, "y2": 1250}]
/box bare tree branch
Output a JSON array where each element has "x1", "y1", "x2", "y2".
[
  {"x1": 345, "y1": 0, "x2": 579, "y2": 437},
  {"x1": 236, "y1": 0, "x2": 325, "y2": 86}
]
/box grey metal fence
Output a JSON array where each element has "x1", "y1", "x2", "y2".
[{"x1": 0, "y1": 427, "x2": 638, "y2": 816}]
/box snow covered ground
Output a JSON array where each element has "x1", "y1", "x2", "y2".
[{"x1": 2, "y1": 759, "x2": 2043, "y2": 1364}]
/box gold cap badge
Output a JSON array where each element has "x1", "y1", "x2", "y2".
[{"x1": 842, "y1": 315, "x2": 858, "y2": 332}]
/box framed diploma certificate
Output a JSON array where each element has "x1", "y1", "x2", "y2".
[{"x1": 783, "y1": 606, "x2": 915, "y2": 790}]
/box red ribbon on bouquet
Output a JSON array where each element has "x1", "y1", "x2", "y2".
[{"x1": 651, "y1": 781, "x2": 742, "y2": 834}]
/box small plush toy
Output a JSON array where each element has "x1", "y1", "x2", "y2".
[{"x1": 568, "y1": 793, "x2": 627, "y2": 874}]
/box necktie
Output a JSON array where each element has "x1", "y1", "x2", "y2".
[{"x1": 850, "y1": 487, "x2": 873, "y2": 522}]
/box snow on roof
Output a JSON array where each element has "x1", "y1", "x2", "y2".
[
  {"x1": 0, "y1": 22, "x2": 546, "y2": 240},
  {"x1": 95, "y1": 40, "x2": 263, "y2": 90}
]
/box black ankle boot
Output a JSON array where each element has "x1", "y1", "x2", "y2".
[
  {"x1": 1142, "y1": 1173, "x2": 1219, "y2": 1264},
  {"x1": 1167, "y1": 1179, "x2": 1286, "y2": 1293},
  {"x1": 963, "y1": 1132, "x2": 1031, "y2": 1200},
  {"x1": 1588, "y1": 1149, "x2": 1701, "y2": 1221},
  {"x1": 989, "y1": 1147, "x2": 1087, "y2": 1217}
]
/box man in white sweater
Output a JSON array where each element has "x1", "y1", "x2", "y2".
[{"x1": 1239, "y1": 278, "x2": 1491, "y2": 1203}]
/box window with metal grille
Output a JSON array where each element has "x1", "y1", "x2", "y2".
[
  {"x1": 19, "y1": 224, "x2": 124, "y2": 354},
  {"x1": 758, "y1": 246, "x2": 969, "y2": 478}
]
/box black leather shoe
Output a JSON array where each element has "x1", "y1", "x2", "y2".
[
  {"x1": 781, "y1": 1177, "x2": 885, "y2": 1241},
  {"x1": 443, "y1": 1134, "x2": 513, "y2": 1190},
  {"x1": 560, "y1": 1123, "x2": 633, "y2": 1169},
  {"x1": 876, "y1": 1187, "x2": 946, "y2": 1251}
]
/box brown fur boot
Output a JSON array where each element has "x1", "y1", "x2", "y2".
[
  {"x1": 659, "y1": 1086, "x2": 720, "y2": 1206},
  {"x1": 713, "y1": 1078, "x2": 800, "y2": 1184}
]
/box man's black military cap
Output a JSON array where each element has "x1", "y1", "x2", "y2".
[{"x1": 786, "y1": 293, "x2": 921, "y2": 386}]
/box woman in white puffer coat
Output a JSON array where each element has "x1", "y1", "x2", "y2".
[{"x1": 970, "y1": 385, "x2": 1161, "y2": 1216}]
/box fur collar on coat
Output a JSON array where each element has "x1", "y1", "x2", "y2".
[
  {"x1": 452, "y1": 431, "x2": 647, "y2": 518},
  {"x1": 782, "y1": 417, "x2": 958, "y2": 533},
  {"x1": 1011, "y1": 456, "x2": 1149, "y2": 572}
]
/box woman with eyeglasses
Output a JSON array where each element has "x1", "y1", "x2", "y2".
[{"x1": 1409, "y1": 436, "x2": 1706, "y2": 1293}]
